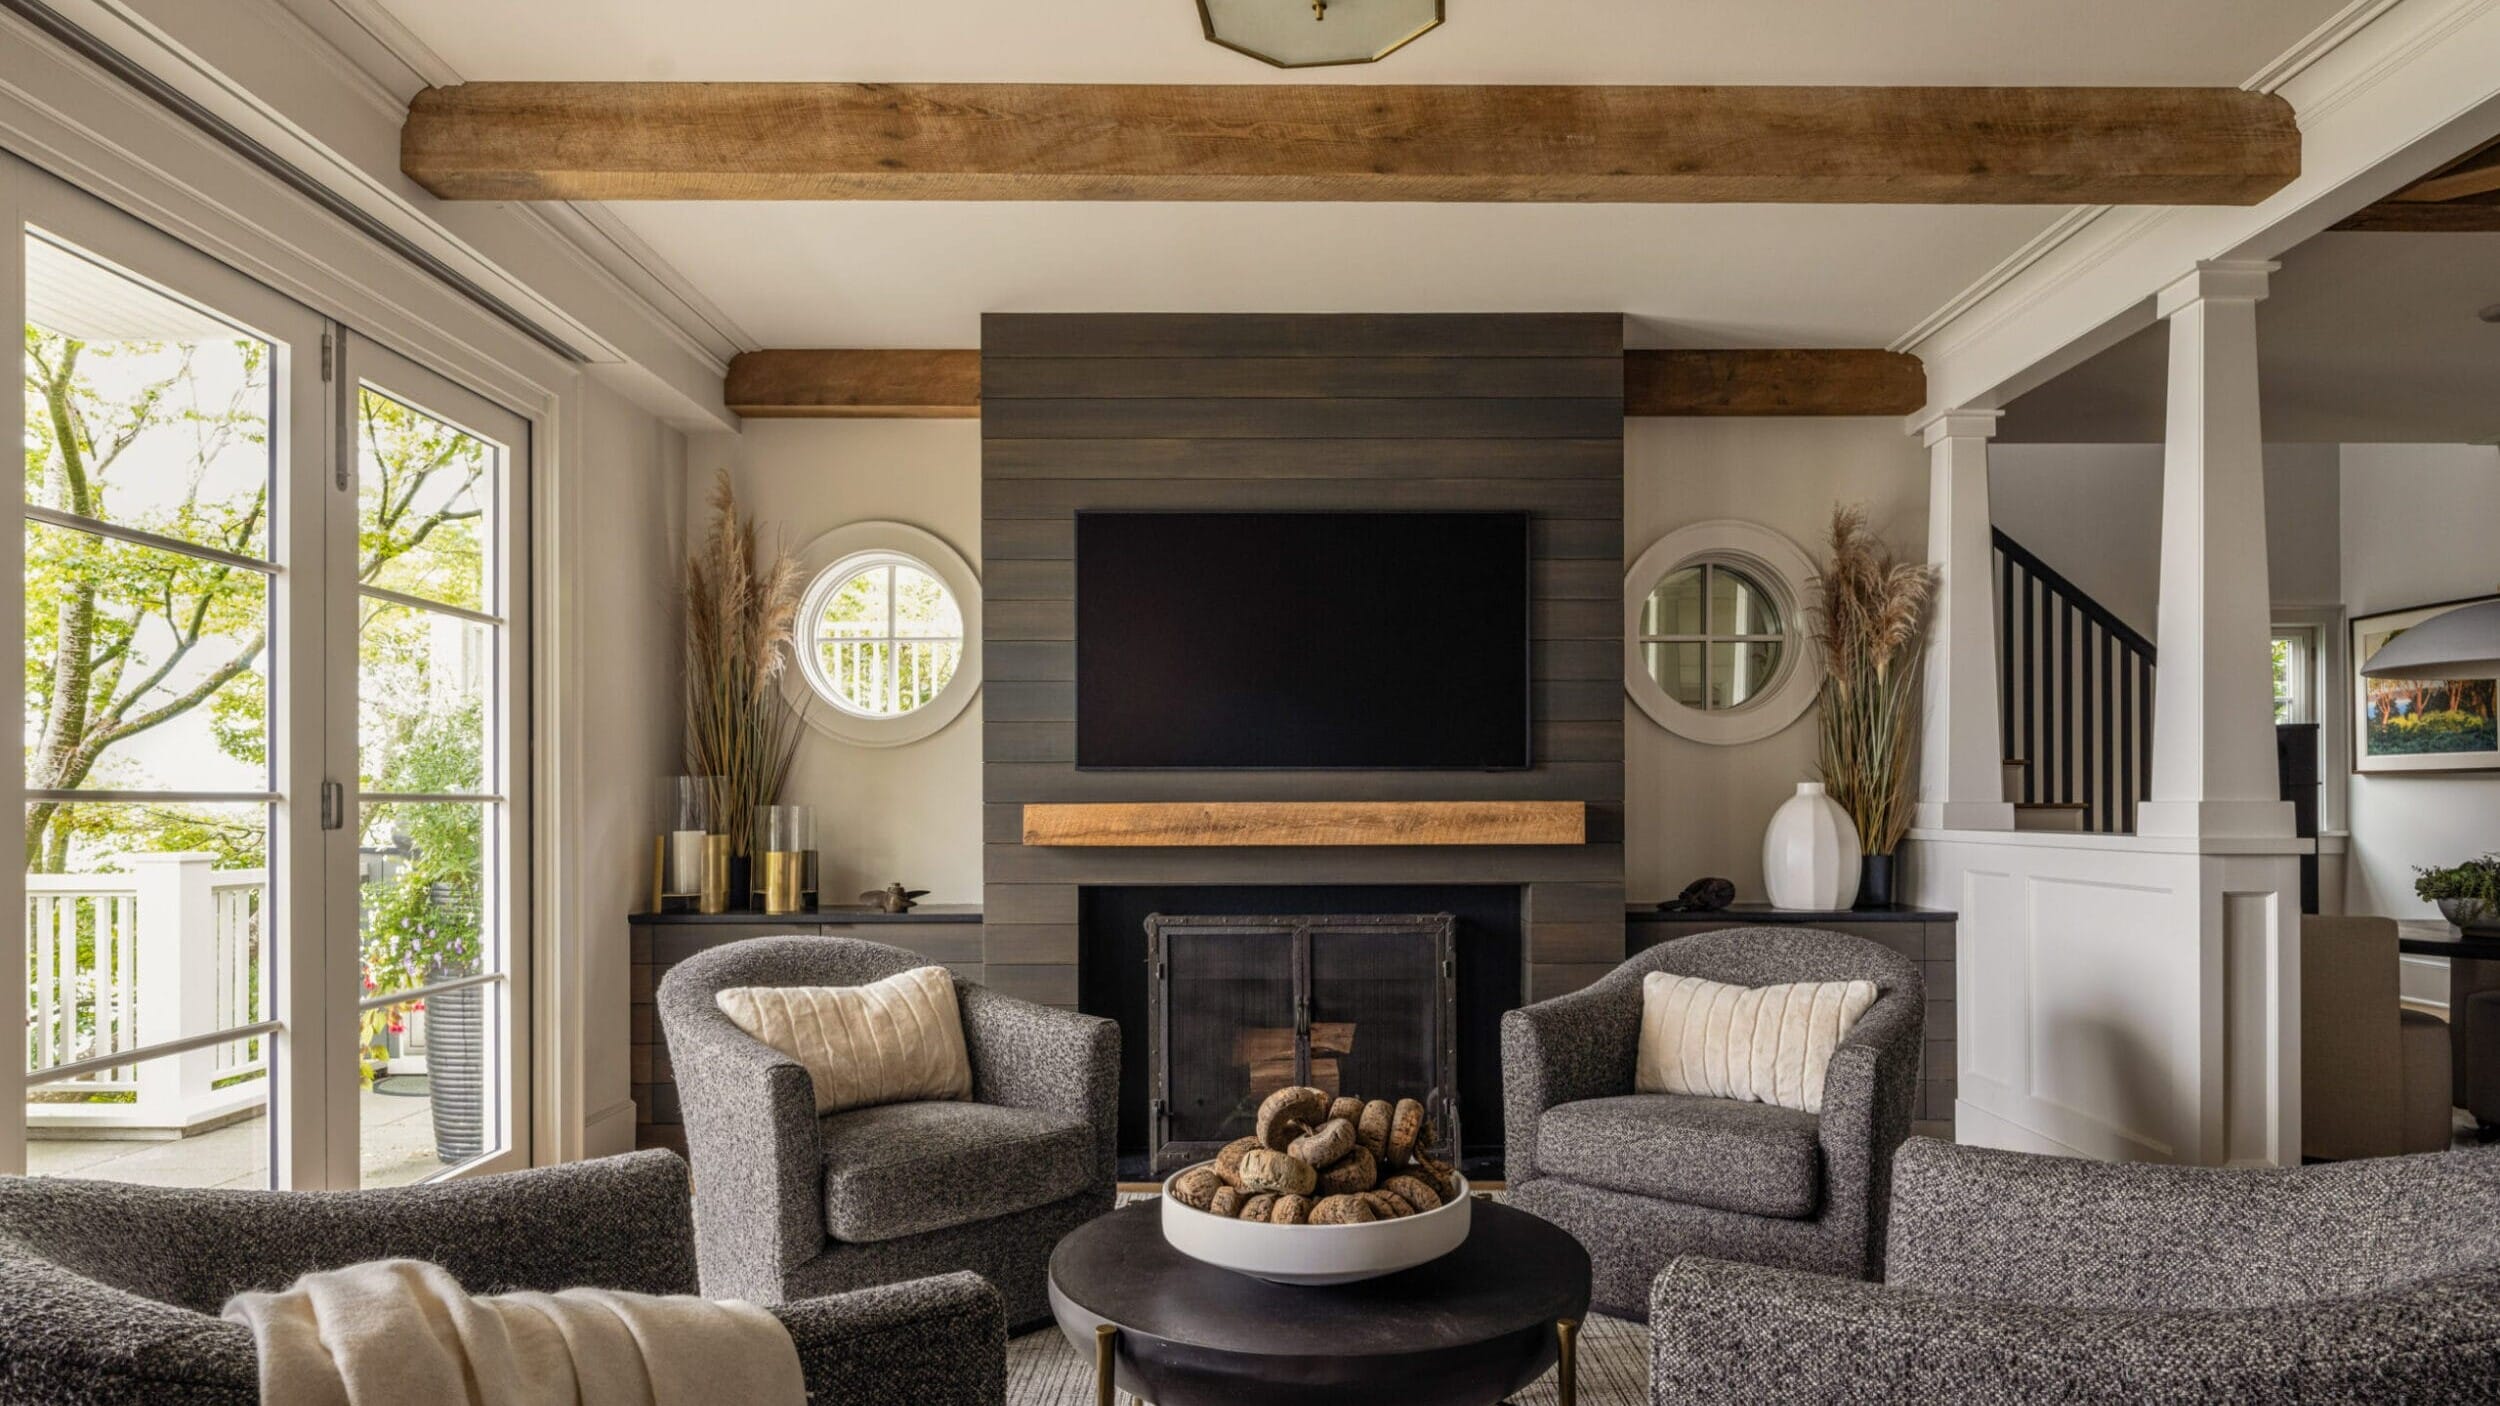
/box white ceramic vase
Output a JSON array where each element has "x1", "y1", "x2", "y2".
[{"x1": 1763, "y1": 782, "x2": 1862, "y2": 910}]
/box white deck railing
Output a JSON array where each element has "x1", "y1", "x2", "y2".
[{"x1": 25, "y1": 853, "x2": 267, "y2": 1132}]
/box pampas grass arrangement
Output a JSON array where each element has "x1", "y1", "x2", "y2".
[
  {"x1": 685, "y1": 469, "x2": 805, "y2": 858},
  {"x1": 1809, "y1": 505, "x2": 1936, "y2": 857}
]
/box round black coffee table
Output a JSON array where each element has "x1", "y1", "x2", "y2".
[{"x1": 1048, "y1": 1197, "x2": 1592, "y2": 1406}]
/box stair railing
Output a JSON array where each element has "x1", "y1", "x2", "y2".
[{"x1": 1992, "y1": 528, "x2": 2157, "y2": 834}]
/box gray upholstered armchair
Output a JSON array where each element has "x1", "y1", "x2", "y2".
[
  {"x1": 0, "y1": 1149, "x2": 1006, "y2": 1406},
  {"x1": 1502, "y1": 927, "x2": 1924, "y2": 1317},
  {"x1": 657, "y1": 935, "x2": 1117, "y2": 1327},
  {"x1": 1650, "y1": 1138, "x2": 2500, "y2": 1403}
]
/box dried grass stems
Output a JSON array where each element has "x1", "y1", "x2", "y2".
[
  {"x1": 685, "y1": 469, "x2": 805, "y2": 856},
  {"x1": 1808, "y1": 505, "x2": 1936, "y2": 856}
]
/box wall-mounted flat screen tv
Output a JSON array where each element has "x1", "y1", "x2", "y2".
[{"x1": 1076, "y1": 511, "x2": 1532, "y2": 770}]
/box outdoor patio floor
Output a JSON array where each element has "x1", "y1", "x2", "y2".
[{"x1": 27, "y1": 1083, "x2": 448, "y2": 1188}]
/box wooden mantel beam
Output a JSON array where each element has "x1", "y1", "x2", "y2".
[
  {"x1": 723, "y1": 347, "x2": 1923, "y2": 419},
  {"x1": 404, "y1": 83, "x2": 2298, "y2": 205}
]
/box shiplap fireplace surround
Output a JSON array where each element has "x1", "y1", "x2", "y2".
[{"x1": 979, "y1": 313, "x2": 1628, "y2": 1170}]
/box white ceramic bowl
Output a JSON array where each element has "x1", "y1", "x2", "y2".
[{"x1": 1159, "y1": 1168, "x2": 1473, "y2": 1285}]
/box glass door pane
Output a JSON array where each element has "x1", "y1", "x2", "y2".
[
  {"x1": 338, "y1": 339, "x2": 527, "y2": 1185},
  {"x1": 12, "y1": 194, "x2": 318, "y2": 1187}
]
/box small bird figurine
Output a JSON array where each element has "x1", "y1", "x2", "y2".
[{"x1": 861, "y1": 882, "x2": 929, "y2": 914}]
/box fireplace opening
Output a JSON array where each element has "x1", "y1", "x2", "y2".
[
  {"x1": 1078, "y1": 884, "x2": 1523, "y2": 1180},
  {"x1": 1147, "y1": 913, "x2": 1458, "y2": 1174}
]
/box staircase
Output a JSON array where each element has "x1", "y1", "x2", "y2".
[{"x1": 1993, "y1": 528, "x2": 2155, "y2": 834}]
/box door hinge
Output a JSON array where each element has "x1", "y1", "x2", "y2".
[
  {"x1": 320, "y1": 330, "x2": 334, "y2": 383},
  {"x1": 319, "y1": 780, "x2": 346, "y2": 831}
]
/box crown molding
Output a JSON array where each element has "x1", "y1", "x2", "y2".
[
  {"x1": 11, "y1": 0, "x2": 737, "y2": 425},
  {"x1": 1889, "y1": 0, "x2": 2449, "y2": 374},
  {"x1": 1903, "y1": 0, "x2": 2500, "y2": 418}
]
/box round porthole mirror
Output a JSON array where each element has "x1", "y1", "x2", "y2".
[{"x1": 1625, "y1": 521, "x2": 1820, "y2": 745}]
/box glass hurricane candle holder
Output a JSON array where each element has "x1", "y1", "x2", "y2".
[
  {"x1": 654, "y1": 776, "x2": 716, "y2": 913},
  {"x1": 754, "y1": 805, "x2": 818, "y2": 916}
]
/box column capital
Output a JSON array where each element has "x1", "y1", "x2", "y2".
[
  {"x1": 2156, "y1": 260, "x2": 2280, "y2": 319},
  {"x1": 1912, "y1": 407, "x2": 2003, "y2": 448}
]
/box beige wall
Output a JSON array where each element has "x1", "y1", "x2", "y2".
[
  {"x1": 690, "y1": 419, "x2": 987, "y2": 904},
  {"x1": 2339, "y1": 442, "x2": 2500, "y2": 920},
  {"x1": 573, "y1": 378, "x2": 687, "y2": 1153},
  {"x1": 1624, "y1": 417, "x2": 1930, "y2": 903}
]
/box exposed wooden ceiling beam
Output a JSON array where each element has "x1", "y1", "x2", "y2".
[
  {"x1": 403, "y1": 83, "x2": 2298, "y2": 205},
  {"x1": 725, "y1": 349, "x2": 980, "y2": 418},
  {"x1": 1622, "y1": 349, "x2": 1925, "y2": 417},
  {"x1": 723, "y1": 347, "x2": 1922, "y2": 419},
  {"x1": 2390, "y1": 138, "x2": 2500, "y2": 203},
  {"x1": 2330, "y1": 201, "x2": 2500, "y2": 232}
]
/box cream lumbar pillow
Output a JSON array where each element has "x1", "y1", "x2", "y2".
[
  {"x1": 1635, "y1": 971, "x2": 1878, "y2": 1114},
  {"x1": 715, "y1": 965, "x2": 972, "y2": 1115}
]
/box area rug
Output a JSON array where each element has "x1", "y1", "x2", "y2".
[
  {"x1": 1006, "y1": 1193, "x2": 1647, "y2": 1404},
  {"x1": 1005, "y1": 1312, "x2": 1647, "y2": 1405}
]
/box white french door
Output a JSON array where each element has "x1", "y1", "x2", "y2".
[
  {"x1": 3, "y1": 156, "x2": 531, "y2": 1188},
  {"x1": 330, "y1": 335, "x2": 531, "y2": 1185}
]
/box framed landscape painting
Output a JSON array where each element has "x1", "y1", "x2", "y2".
[{"x1": 2351, "y1": 596, "x2": 2500, "y2": 774}]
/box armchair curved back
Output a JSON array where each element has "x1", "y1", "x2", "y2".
[
  {"x1": 0, "y1": 1152, "x2": 699, "y2": 1405},
  {"x1": 1888, "y1": 1138, "x2": 2500, "y2": 1310},
  {"x1": 656, "y1": 934, "x2": 938, "y2": 1048},
  {"x1": 1608, "y1": 925, "x2": 1921, "y2": 994}
]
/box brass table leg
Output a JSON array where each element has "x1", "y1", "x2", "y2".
[
  {"x1": 1555, "y1": 1317, "x2": 1580, "y2": 1406},
  {"x1": 1094, "y1": 1323, "x2": 1118, "y2": 1406}
]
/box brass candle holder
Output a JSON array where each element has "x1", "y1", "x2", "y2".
[{"x1": 753, "y1": 804, "x2": 819, "y2": 916}]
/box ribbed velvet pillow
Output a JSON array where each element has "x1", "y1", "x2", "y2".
[
  {"x1": 715, "y1": 965, "x2": 972, "y2": 1115},
  {"x1": 1635, "y1": 970, "x2": 1878, "y2": 1114}
]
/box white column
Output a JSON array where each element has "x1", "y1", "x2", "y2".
[
  {"x1": 1912, "y1": 410, "x2": 2016, "y2": 831},
  {"x1": 2135, "y1": 262, "x2": 2296, "y2": 840}
]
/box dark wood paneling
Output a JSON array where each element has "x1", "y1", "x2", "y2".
[
  {"x1": 983, "y1": 560, "x2": 1073, "y2": 600},
  {"x1": 983, "y1": 514, "x2": 1625, "y2": 562},
  {"x1": 983, "y1": 313, "x2": 1624, "y2": 360},
  {"x1": 986, "y1": 477, "x2": 1621, "y2": 519},
  {"x1": 985, "y1": 397, "x2": 1623, "y2": 440},
  {"x1": 980, "y1": 315, "x2": 1627, "y2": 1117},
  {"x1": 984, "y1": 437, "x2": 1622, "y2": 480},
  {"x1": 984, "y1": 356, "x2": 1622, "y2": 400},
  {"x1": 985, "y1": 680, "x2": 1077, "y2": 721},
  {"x1": 1528, "y1": 881, "x2": 1634, "y2": 924}
]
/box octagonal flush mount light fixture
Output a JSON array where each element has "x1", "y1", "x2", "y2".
[{"x1": 1198, "y1": 0, "x2": 1444, "y2": 68}]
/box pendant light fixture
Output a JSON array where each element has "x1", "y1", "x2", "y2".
[{"x1": 1198, "y1": 0, "x2": 1444, "y2": 68}]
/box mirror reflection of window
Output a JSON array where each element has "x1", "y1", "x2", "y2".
[{"x1": 1640, "y1": 563, "x2": 1789, "y2": 711}]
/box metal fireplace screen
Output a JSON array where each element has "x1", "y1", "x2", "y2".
[{"x1": 1145, "y1": 912, "x2": 1458, "y2": 1173}]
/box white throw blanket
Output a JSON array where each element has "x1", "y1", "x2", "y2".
[{"x1": 223, "y1": 1259, "x2": 806, "y2": 1406}]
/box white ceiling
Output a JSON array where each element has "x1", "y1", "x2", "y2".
[
  {"x1": 373, "y1": 0, "x2": 2347, "y2": 86},
  {"x1": 2000, "y1": 231, "x2": 2500, "y2": 444},
  {"x1": 346, "y1": 0, "x2": 2356, "y2": 351}
]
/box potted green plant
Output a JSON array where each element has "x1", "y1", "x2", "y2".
[
  {"x1": 2415, "y1": 854, "x2": 2500, "y2": 932},
  {"x1": 1808, "y1": 506, "x2": 1936, "y2": 910}
]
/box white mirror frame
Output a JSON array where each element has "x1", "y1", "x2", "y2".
[
  {"x1": 1623, "y1": 519, "x2": 1822, "y2": 746},
  {"x1": 785, "y1": 520, "x2": 983, "y2": 747}
]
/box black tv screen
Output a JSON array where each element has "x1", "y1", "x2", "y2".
[{"x1": 1076, "y1": 511, "x2": 1531, "y2": 770}]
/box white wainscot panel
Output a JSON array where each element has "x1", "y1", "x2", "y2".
[
  {"x1": 1909, "y1": 831, "x2": 2300, "y2": 1167},
  {"x1": 2025, "y1": 870, "x2": 2194, "y2": 1162}
]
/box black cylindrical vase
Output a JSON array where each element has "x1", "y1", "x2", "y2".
[{"x1": 1855, "y1": 853, "x2": 1897, "y2": 911}]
